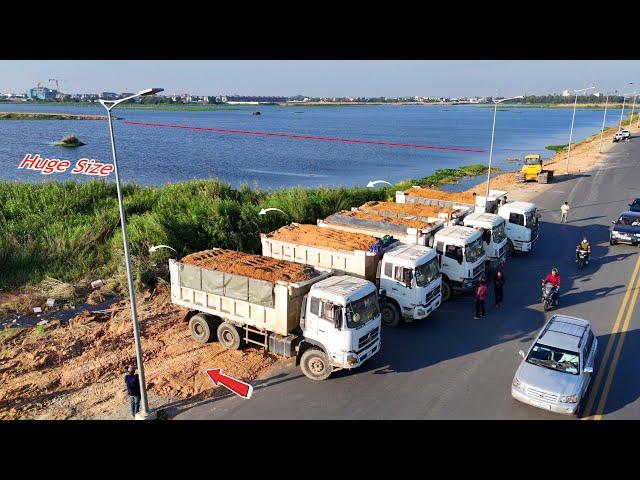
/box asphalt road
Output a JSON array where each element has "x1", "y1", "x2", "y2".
[{"x1": 176, "y1": 137, "x2": 640, "y2": 420}]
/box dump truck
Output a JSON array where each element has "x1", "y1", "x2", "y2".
[
  {"x1": 496, "y1": 201, "x2": 540, "y2": 254},
  {"x1": 170, "y1": 248, "x2": 382, "y2": 381},
  {"x1": 515, "y1": 154, "x2": 554, "y2": 184},
  {"x1": 261, "y1": 223, "x2": 442, "y2": 327},
  {"x1": 395, "y1": 187, "x2": 508, "y2": 214},
  {"x1": 462, "y1": 211, "x2": 508, "y2": 270},
  {"x1": 318, "y1": 211, "x2": 486, "y2": 300}
]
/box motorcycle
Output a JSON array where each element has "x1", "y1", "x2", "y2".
[
  {"x1": 576, "y1": 249, "x2": 589, "y2": 269},
  {"x1": 541, "y1": 281, "x2": 558, "y2": 311}
]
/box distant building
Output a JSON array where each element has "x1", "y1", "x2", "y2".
[
  {"x1": 562, "y1": 90, "x2": 571, "y2": 97},
  {"x1": 28, "y1": 86, "x2": 58, "y2": 100},
  {"x1": 100, "y1": 92, "x2": 118, "y2": 100},
  {"x1": 224, "y1": 95, "x2": 288, "y2": 104}
]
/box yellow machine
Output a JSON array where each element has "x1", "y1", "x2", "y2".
[{"x1": 516, "y1": 154, "x2": 553, "y2": 184}]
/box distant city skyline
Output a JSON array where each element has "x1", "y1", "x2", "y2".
[{"x1": 1, "y1": 60, "x2": 638, "y2": 98}]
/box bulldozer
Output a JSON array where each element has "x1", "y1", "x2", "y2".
[{"x1": 515, "y1": 154, "x2": 553, "y2": 184}]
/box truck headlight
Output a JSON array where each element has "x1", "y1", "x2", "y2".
[
  {"x1": 512, "y1": 378, "x2": 524, "y2": 391},
  {"x1": 559, "y1": 394, "x2": 578, "y2": 403},
  {"x1": 346, "y1": 354, "x2": 358, "y2": 365}
]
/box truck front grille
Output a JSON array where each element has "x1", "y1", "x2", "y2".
[
  {"x1": 472, "y1": 264, "x2": 484, "y2": 278},
  {"x1": 358, "y1": 327, "x2": 380, "y2": 351},
  {"x1": 425, "y1": 286, "x2": 440, "y2": 304}
]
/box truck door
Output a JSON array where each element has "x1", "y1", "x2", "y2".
[
  {"x1": 392, "y1": 265, "x2": 414, "y2": 308},
  {"x1": 442, "y1": 243, "x2": 463, "y2": 278}
]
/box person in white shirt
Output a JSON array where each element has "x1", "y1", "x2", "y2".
[{"x1": 560, "y1": 202, "x2": 570, "y2": 223}]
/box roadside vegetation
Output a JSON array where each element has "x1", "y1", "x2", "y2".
[
  {"x1": 0, "y1": 164, "x2": 487, "y2": 291},
  {"x1": 545, "y1": 144, "x2": 568, "y2": 152}
]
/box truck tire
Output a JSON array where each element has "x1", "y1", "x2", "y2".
[
  {"x1": 538, "y1": 172, "x2": 548, "y2": 184},
  {"x1": 300, "y1": 348, "x2": 332, "y2": 381},
  {"x1": 380, "y1": 301, "x2": 401, "y2": 327},
  {"x1": 217, "y1": 322, "x2": 244, "y2": 350},
  {"x1": 189, "y1": 314, "x2": 215, "y2": 344},
  {"x1": 441, "y1": 280, "x2": 452, "y2": 302},
  {"x1": 515, "y1": 172, "x2": 525, "y2": 183}
]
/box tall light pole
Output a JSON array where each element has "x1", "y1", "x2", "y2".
[
  {"x1": 99, "y1": 87, "x2": 164, "y2": 419},
  {"x1": 618, "y1": 83, "x2": 633, "y2": 132},
  {"x1": 598, "y1": 93, "x2": 610, "y2": 154},
  {"x1": 628, "y1": 93, "x2": 637, "y2": 131},
  {"x1": 565, "y1": 86, "x2": 595, "y2": 175},
  {"x1": 485, "y1": 95, "x2": 523, "y2": 203}
]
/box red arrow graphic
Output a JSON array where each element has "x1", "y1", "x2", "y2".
[{"x1": 206, "y1": 369, "x2": 253, "y2": 399}]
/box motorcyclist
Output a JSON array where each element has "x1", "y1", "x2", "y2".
[
  {"x1": 542, "y1": 268, "x2": 561, "y2": 305},
  {"x1": 576, "y1": 237, "x2": 591, "y2": 264}
]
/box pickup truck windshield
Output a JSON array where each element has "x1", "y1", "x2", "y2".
[
  {"x1": 347, "y1": 292, "x2": 379, "y2": 329},
  {"x1": 492, "y1": 222, "x2": 506, "y2": 243},
  {"x1": 464, "y1": 237, "x2": 484, "y2": 263},
  {"x1": 415, "y1": 257, "x2": 439, "y2": 287},
  {"x1": 526, "y1": 343, "x2": 580, "y2": 375},
  {"x1": 525, "y1": 210, "x2": 538, "y2": 229}
]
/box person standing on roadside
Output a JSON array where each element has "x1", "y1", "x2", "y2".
[
  {"x1": 560, "y1": 201, "x2": 570, "y2": 223},
  {"x1": 474, "y1": 279, "x2": 489, "y2": 319},
  {"x1": 124, "y1": 365, "x2": 141, "y2": 418},
  {"x1": 494, "y1": 269, "x2": 505, "y2": 308}
]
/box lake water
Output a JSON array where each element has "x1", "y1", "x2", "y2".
[{"x1": 0, "y1": 103, "x2": 625, "y2": 189}]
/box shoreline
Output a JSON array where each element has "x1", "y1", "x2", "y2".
[{"x1": 0, "y1": 112, "x2": 111, "y2": 120}]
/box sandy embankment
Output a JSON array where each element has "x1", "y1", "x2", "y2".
[{"x1": 465, "y1": 122, "x2": 640, "y2": 203}]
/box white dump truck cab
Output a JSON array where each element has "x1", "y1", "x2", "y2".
[
  {"x1": 300, "y1": 275, "x2": 382, "y2": 378},
  {"x1": 463, "y1": 211, "x2": 508, "y2": 269},
  {"x1": 377, "y1": 243, "x2": 442, "y2": 326},
  {"x1": 497, "y1": 201, "x2": 539, "y2": 253},
  {"x1": 432, "y1": 225, "x2": 487, "y2": 300},
  {"x1": 473, "y1": 189, "x2": 508, "y2": 214}
]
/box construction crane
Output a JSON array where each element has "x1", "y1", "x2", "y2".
[{"x1": 48, "y1": 78, "x2": 64, "y2": 99}]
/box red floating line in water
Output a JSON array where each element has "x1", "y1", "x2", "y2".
[{"x1": 124, "y1": 121, "x2": 485, "y2": 153}]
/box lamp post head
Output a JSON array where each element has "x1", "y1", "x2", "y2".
[{"x1": 138, "y1": 88, "x2": 164, "y2": 96}]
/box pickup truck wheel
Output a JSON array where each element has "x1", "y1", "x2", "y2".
[
  {"x1": 610, "y1": 238, "x2": 616, "y2": 246},
  {"x1": 300, "y1": 348, "x2": 332, "y2": 381},
  {"x1": 217, "y1": 322, "x2": 243, "y2": 350},
  {"x1": 380, "y1": 302, "x2": 401, "y2": 327},
  {"x1": 441, "y1": 281, "x2": 452, "y2": 301},
  {"x1": 189, "y1": 314, "x2": 215, "y2": 343}
]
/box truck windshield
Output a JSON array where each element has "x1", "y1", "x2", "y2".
[
  {"x1": 525, "y1": 210, "x2": 538, "y2": 229},
  {"x1": 464, "y1": 237, "x2": 484, "y2": 263},
  {"x1": 524, "y1": 158, "x2": 541, "y2": 165},
  {"x1": 347, "y1": 292, "x2": 379, "y2": 329},
  {"x1": 492, "y1": 222, "x2": 506, "y2": 243},
  {"x1": 526, "y1": 343, "x2": 580, "y2": 375},
  {"x1": 415, "y1": 257, "x2": 439, "y2": 287}
]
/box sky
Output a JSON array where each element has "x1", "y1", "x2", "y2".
[{"x1": 1, "y1": 60, "x2": 639, "y2": 98}]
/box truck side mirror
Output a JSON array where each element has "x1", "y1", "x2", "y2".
[
  {"x1": 334, "y1": 307, "x2": 343, "y2": 330},
  {"x1": 583, "y1": 366, "x2": 593, "y2": 374},
  {"x1": 403, "y1": 269, "x2": 413, "y2": 288}
]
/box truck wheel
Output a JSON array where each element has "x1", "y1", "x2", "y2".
[
  {"x1": 189, "y1": 314, "x2": 215, "y2": 344},
  {"x1": 300, "y1": 348, "x2": 332, "y2": 381},
  {"x1": 217, "y1": 322, "x2": 243, "y2": 350},
  {"x1": 610, "y1": 238, "x2": 616, "y2": 246},
  {"x1": 441, "y1": 281, "x2": 452, "y2": 302},
  {"x1": 380, "y1": 302, "x2": 401, "y2": 327}
]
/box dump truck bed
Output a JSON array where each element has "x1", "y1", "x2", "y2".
[
  {"x1": 171, "y1": 249, "x2": 331, "y2": 336},
  {"x1": 358, "y1": 200, "x2": 462, "y2": 222},
  {"x1": 262, "y1": 224, "x2": 381, "y2": 282}
]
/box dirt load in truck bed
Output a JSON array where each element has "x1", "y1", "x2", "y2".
[
  {"x1": 331, "y1": 210, "x2": 430, "y2": 229},
  {"x1": 403, "y1": 187, "x2": 477, "y2": 204},
  {"x1": 181, "y1": 249, "x2": 318, "y2": 283},
  {"x1": 360, "y1": 201, "x2": 454, "y2": 218},
  {"x1": 269, "y1": 223, "x2": 378, "y2": 252}
]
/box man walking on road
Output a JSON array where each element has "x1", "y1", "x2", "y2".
[
  {"x1": 474, "y1": 279, "x2": 488, "y2": 319},
  {"x1": 560, "y1": 201, "x2": 570, "y2": 223},
  {"x1": 124, "y1": 365, "x2": 141, "y2": 418},
  {"x1": 494, "y1": 269, "x2": 505, "y2": 308}
]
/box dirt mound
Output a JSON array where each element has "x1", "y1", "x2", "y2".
[
  {"x1": 403, "y1": 187, "x2": 477, "y2": 204},
  {"x1": 0, "y1": 290, "x2": 280, "y2": 420},
  {"x1": 331, "y1": 210, "x2": 431, "y2": 229},
  {"x1": 359, "y1": 201, "x2": 454, "y2": 218},
  {"x1": 181, "y1": 248, "x2": 318, "y2": 283},
  {"x1": 268, "y1": 223, "x2": 378, "y2": 252}
]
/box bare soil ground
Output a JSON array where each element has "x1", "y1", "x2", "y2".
[
  {"x1": 181, "y1": 248, "x2": 318, "y2": 283},
  {"x1": 269, "y1": 223, "x2": 378, "y2": 252},
  {"x1": 0, "y1": 282, "x2": 280, "y2": 420}
]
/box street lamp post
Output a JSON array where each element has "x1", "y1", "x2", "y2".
[
  {"x1": 485, "y1": 95, "x2": 523, "y2": 205},
  {"x1": 598, "y1": 93, "x2": 610, "y2": 154},
  {"x1": 628, "y1": 93, "x2": 637, "y2": 132},
  {"x1": 618, "y1": 95, "x2": 627, "y2": 132},
  {"x1": 565, "y1": 86, "x2": 595, "y2": 175},
  {"x1": 99, "y1": 87, "x2": 163, "y2": 418}
]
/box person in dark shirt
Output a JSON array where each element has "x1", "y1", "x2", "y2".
[
  {"x1": 493, "y1": 269, "x2": 505, "y2": 308},
  {"x1": 124, "y1": 366, "x2": 141, "y2": 418}
]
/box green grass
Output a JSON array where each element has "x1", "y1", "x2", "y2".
[
  {"x1": 545, "y1": 144, "x2": 568, "y2": 152},
  {"x1": 0, "y1": 164, "x2": 487, "y2": 290}
]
